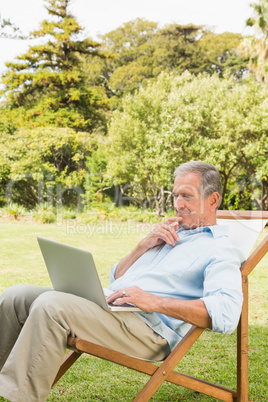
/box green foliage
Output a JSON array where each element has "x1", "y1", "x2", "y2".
[
  {"x1": 0, "y1": 127, "x2": 92, "y2": 208},
  {"x1": 59, "y1": 207, "x2": 77, "y2": 220},
  {"x1": 84, "y1": 136, "x2": 113, "y2": 204},
  {"x1": 106, "y1": 71, "x2": 268, "y2": 210},
  {"x1": 198, "y1": 31, "x2": 249, "y2": 78},
  {"x1": 0, "y1": 15, "x2": 25, "y2": 39},
  {"x1": 152, "y1": 24, "x2": 204, "y2": 74},
  {"x1": 109, "y1": 61, "x2": 151, "y2": 96},
  {"x1": 33, "y1": 203, "x2": 57, "y2": 223},
  {"x1": 0, "y1": 0, "x2": 107, "y2": 132},
  {"x1": 239, "y1": 0, "x2": 268, "y2": 82},
  {"x1": 84, "y1": 19, "x2": 248, "y2": 105},
  {"x1": 83, "y1": 18, "x2": 158, "y2": 107},
  {"x1": 2, "y1": 203, "x2": 27, "y2": 219},
  {"x1": 0, "y1": 9, "x2": 265, "y2": 212}
]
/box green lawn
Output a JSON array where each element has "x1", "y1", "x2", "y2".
[{"x1": 0, "y1": 219, "x2": 267, "y2": 401}]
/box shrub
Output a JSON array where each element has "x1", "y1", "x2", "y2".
[{"x1": 33, "y1": 203, "x2": 56, "y2": 224}]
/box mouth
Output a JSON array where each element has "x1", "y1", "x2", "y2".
[{"x1": 176, "y1": 210, "x2": 192, "y2": 216}]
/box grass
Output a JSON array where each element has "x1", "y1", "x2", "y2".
[{"x1": 0, "y1": 220, "x2": 267, "y2": 401}]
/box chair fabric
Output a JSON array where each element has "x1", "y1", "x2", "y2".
[
  {"x1": 217, "y1": 218, "x2": 267, "y2": 259},
  {"x1": 52, "y1": 210, "x2": 268, "y2": 401}
]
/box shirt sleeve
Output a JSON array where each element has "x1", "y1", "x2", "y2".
[
  {"x1": 200, "y1": 241, "x2": 243, "y2": 334},
  {"x1": 109, "y1": 263, "x2": 118, "y2": 284}
]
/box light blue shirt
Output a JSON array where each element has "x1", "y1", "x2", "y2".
[{"x1": 109, "y1": 225, "x2": 244, "y2": 351}]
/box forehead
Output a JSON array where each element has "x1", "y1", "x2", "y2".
[{"x1": 173, "y1": 172, "x2": 201, "y2": 193}]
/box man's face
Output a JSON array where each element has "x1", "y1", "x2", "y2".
[{"x1": 172, "y1": 172, "x2": 214, "y2": 229}]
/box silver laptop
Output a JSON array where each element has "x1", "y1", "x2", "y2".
[{"x1": 37, "y1": 237, "x2": 141, "y2": 312}]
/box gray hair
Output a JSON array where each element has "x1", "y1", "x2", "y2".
[{"x1": 174, "y1": 161, "x2": 222, "y2": 206}]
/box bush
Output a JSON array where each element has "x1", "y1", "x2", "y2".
[
  {"x1": 33, "y1": 203, "x2": 56, "y2": 224},
  {"x1": 2, "y1": 203, "x2": 27, "y2": 220}
]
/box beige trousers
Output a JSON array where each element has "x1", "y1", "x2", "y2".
[{"x1": 0, "y1": 284, "x2": 170, "y2": 402}]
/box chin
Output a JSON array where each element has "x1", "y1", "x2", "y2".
[
  {"x1": 179, "y1": 220, "x2": 190, "y2": 229},
  {"x1": 180, "y1": 220, "x2": 198, "y2": 230}
]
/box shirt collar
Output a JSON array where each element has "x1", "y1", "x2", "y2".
[{"x1": 178, "y1": 224, "x2": 229, "y2": 239}]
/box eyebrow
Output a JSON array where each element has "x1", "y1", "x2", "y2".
[{"x1": 172, "y1": 191, "x2": 195, "y2": 197}]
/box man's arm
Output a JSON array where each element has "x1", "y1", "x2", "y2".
[
  {"x1": 114, "y1": 217, "x2": 181, "y2": 279},
  {"x1": 107, "y1": 286, "x2": 212, "y2": 329}
]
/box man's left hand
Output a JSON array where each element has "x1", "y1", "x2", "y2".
[{"x1": 106, "y1": 286, "x2": 158, "y2": 313}]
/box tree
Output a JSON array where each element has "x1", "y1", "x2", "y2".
[
  {"x1": 152, "y1": 25, "x2": 248, "y2": 79},
  {"x1": 0, "y1": 15, "x2": 25, "y2": 39},
  {"x1": 198, "y1": 31, "x2": 248, "y2": 79},
  {"x1": 0, "y1": 127, "x2": 93, "y2": 207},
  {"x1": 106, "y1": 72, "x2": 268, "y2": 211},
  {"x1": 0, "y1": 0, "x2": 106, "y2": 132},
  {"x1": 239, "y1": 0, "x2": 268, "y2": 82},
  {"x1": 82, "y1": 18, "x2": 158, "y2": 108},
  {"x1": 151, "y1": 24, "x2": 204, "y2": 75},
  {"x1": 84, "y1": 19, "x2": 248, "y2": 107}
]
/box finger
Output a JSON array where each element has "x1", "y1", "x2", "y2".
[
  {"x1": 165, "y1": 231, "x2": 178, "y2": 247},
  {"x1": 154, "y1": 221, "x2": 178, "y2": 234},
  {"x1": 155, "y1": 223, "x2": 180, "y2": 245},
  {"x1": 165, "y1": 218, "x2": 181, "y2": 237},
  {"x1": 159, "y1": 218, "x2": 181, "y2": 233},
  {"x1": 154, "y1": 229, "x2": 178, "y2": 247},
  {"x1": 147, "y1": 219, "x2": 181, "y2": 248},
  {"x1": 163, "y1": 216, "x2": 182, "y2": 226},
  {"x1": 106, "y1": 289, "x2": 122, "y2": 302}
]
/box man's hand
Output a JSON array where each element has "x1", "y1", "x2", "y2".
[
  {"x1": 140, "y1": 217, "x2": 182, "y2": 249},
  {"x1": 106, "y1": 286, "x2": 159, "y2": 313},
  {"x1": 114, "y1": 217, "x2": 181, "y2": 280},
  {"x1": 107, "y1": 286, "x2": 212, "y2": 329}
]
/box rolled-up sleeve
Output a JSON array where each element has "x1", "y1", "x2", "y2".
[
  {"x1": 201, "y1": 245, "x2": 243, "y2": 334},
  {"x1": 109, "y1": 263, "x2": 118, "y2": 284}
]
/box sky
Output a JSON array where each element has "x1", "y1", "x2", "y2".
[{"x1": 0, "y1": 0, "x2": 255, "y2": 74}]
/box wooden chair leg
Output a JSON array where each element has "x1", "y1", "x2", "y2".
[
  {"x1": 132, "y1": 326, "x2": 204, "y2": 401},
  {"x1": 236, "y1": 275, "x2": 248, "y2": 402},
  {"x1": 52, "y1": 350, "x2": 82, "y2": 387}
]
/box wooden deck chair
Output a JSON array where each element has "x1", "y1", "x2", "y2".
[{"x1": 52, "y1": 210, "x2": 268, "y2": 401}]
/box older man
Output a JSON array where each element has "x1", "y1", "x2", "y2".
[{"x1": 0, "y1": 161, "x2": 243, "y2": 402}]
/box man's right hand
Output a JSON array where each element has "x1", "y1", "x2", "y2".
[
  {"x1": 114, "y1": 217, "x2": 181, "y2": 279},
  {"x1": 140, "y1": 217, "x2": 182, "y2": 249}
]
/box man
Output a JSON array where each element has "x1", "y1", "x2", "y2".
[{"x1": 0, "y1": 161, "x2": 243, "y2": 402}]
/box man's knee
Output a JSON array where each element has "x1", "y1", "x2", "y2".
[
  {"x1": 1, "y1": 284, "x2": 34, "y2": 307},
  {"x1": 29, "y1": 291, "x2": 101, "y2": 334},
  {"x1": 0, "y1": 285, "x2": 52, "y2": 320},
  {"x1": 29, "y1": 290, "x2": 70, "y2": 324},
  {"x1": 1, "y1": 284, "x2": 51, "y2": 301}
]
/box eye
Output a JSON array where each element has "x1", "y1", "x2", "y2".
[
  {"x1": 172, "y1": 193, "x2": 195, "y2": 201},
  {"x1": 182, "y1": 194, "x2": 193, "y2": 200}
]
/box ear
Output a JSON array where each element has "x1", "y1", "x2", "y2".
[{"x1": 208, "y1": 192, "x2": 220, "y2": 211}]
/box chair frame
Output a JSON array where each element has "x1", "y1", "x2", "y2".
[{"x1": 52, "y1": 210, "x2": 268, "y2": 402}]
